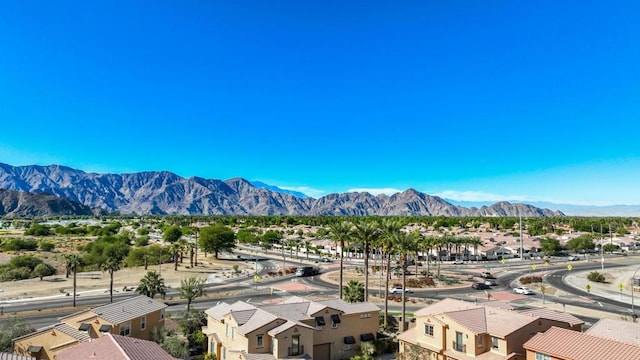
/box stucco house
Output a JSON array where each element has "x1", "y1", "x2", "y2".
[
  {"x1": 398, "y1": 298, "x2": 583, "y2": 360},
  {"x1": 13, "y1": 295, "x2": 167, "y2": 360},
  {"x1": 202, "y1": 296, "x2": 379, "y2": 360}
]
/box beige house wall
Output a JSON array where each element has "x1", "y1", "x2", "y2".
[
  {"x1": 14, "y1": 329, "x2": 81, "y2": 360},
  {"x1": 272, "y1": 326, "x2": 314, "y2": 359},
  {"x1": 61, "y1": 308, "x2": 165, "y2": 341},
  {"x1": 308, "y1": 309, "x2": 379, "y2": 360}
]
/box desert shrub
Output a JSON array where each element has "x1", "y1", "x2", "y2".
[
  {"x1": 9, "y1": 255, "x2": 43, "y2": 270},
  {"x1": 135, "y1": 236, "x2": 150, "y2": 247},
  {"x1": 39, "y1": 241, "x2": 55, "y2": 252},
  {"x1": 0, "y1": 267, "x2": 33, "y2": 281},
  {"x1": 1, "y1": 238, "x2": 38, "y2": 251},
  {"x1": 406, "y1": 277, "x2": 435, "y2": 287},
  {"x1": 588, "y1": 271, "x2": 606, "y2": 283},
  {"x1": 33, "y1": 263, "x2": 57, "y2": 279},
  {"x1": 24, "y1": 224, "x2": 52, "y2": 236},
  {"x1": 520, "y1": 276, "x2": 542, "y2": 285}
]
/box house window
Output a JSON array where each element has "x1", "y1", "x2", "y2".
[
  {"x1": 535, "y1": 353, "x2": 551, "y2": 360},
  {"x1": 141, "y1": 315, "x2": 147, "y2": 330},
  {"x1": 344, "y1": 344, "x2": 353, "y2": 351},
  {"x1": 232, "y1": 327, "x2": 235, "y2": 340},
  {"x1": 226, "y1": 324, "x2": 229, "y2": 336},
  {"x1": 161, "y1": 309, "x2": 165, "y2": 320},
  {"x1": 315, "y1": 316, "x2": 325, "y2": 330},
  {"x1": 359, "y1": 313, "x2": 372, "y2": 319},
  {"x1": 491, "y1": 337, "x2": 499, "y2": 349},
  {"x1": 477, "y1": 335, "x2": 483, "y2": 347},
  {"x1": 256, "y1": 334, "x2": 264, "y2": 348},
  {"x1": 119, "y1": 321, "x2": 131, "y2": 336},
  {"x1": 222, "y1": 347, "x2": 226, "y2": 360},
  {"x1": 331, "y1": 314, "x2": 341, "y2": 328},
  {"x1": 424, "y1": 324, "x2": 434, "y2": 336}
]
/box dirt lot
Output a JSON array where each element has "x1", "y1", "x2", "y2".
[{"x1": 0, "y1": 253, "x2": 254, "y2": 301}]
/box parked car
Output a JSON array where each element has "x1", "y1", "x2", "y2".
[
  {"x1": 484, "y1": 279, "x2": 498, "y2": 286},
  {"x1": 472, "y1": 283, "x2": 490, "y2": 290},
  {"x1": 513, "y1": 286, "x2": 534, "y2": 295},
  {"x1": 389, "y1": 287, "x2": 413, "y2": 294},
  {"x1": 567, "y1": 255, "x2": 580, "y2": 261},
  {"x1": 320, "y1": 257, "x2": 332, "y2": 263},
  {"x1": 453, "y1": 259, "x2": 465, "y2": 265},
  {"x1": 481, "y1": 272, "x2": 496, "y2": 279}
]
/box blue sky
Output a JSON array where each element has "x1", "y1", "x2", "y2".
[{"x1": 1, "y1": 1, "x2": 639, "y2": 205}]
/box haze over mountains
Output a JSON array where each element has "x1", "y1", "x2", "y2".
[{"x1": 0, "y1": 162, "x2": 565, "y2": 217}]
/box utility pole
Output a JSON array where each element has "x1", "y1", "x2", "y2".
[{"x1": 519, "y1": 213, "x2": 524, "y2": 260}]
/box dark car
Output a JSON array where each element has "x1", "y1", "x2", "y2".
[{"x1": 472, "y1": 282, "x2": 490, "y2": 290}]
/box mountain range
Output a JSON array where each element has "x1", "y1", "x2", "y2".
[
  {"x1": 0, "y1": 188, "x2": 97, "y2": 217},
  {"x1": 0, "y1": 162, "x2": 563, "y2": 217}
]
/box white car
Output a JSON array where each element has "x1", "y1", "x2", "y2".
[
  {"x1": 389, "y1": 287, "x2": 413, "y2": 294},
  {"x1": 513, "y1": 287, "x2": 534, "y2": 295},
  {"x1": 567, "y1": 255, "x2": 580, "y2": 261},
  {"x1": 484, "y1": 279, "x2": 498, "y2": 286}
]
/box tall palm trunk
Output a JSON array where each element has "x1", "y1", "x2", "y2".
[
  {"x1": 339, "y1": 239, "x2": 344, "y2": 299},
  {"x1": 401, "y1": 253, "x2": 407, "y2": 332},
  {"x1": 363, "y1": 241, "x2": 369, "y2": 302},
  {"x1": 109, "y1": 270, "x2": 114, "y2": 303},
  {"x1": 384, "y1": 252, "x2": 391, "y2": 328},
  {"x1": 73, "y1": 265, "x2": 77, "y2": 307}
]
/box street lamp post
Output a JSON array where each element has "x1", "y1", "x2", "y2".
[{"x1": 631, "y1": 267, "x2": 640, "y2": 319}]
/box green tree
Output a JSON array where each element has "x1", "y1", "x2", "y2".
[
  {"x1": 178, "y1": 277, "x2": 206, "y2": 311},
  {"x1": 164, "y1": 226, "x2": 182, "y2": 271},
  {"x1": 33, "y1": 262, "x2": 56, "y2": 280},
  {"x1": 163, "y1": 226, "x2": 183, "y2": 243},
  {"x1": 136, "y1": 271, "x2": 167, "y2": 299},
  {"x1": 100, "y1": 257, "x2": 121, "y2": 303},
  {"x1": 0, "y1": 316, "x2": 32, "y2": 352},
  {"x1": 393, "y1": 230, "x2": 416, "y2": 332},
  {"x1": 352, "y1": 221, "x2": 380, "y2": 302},
  {"x1": 540, "y1": 237, "x2": 562, "y2": 256},
  {"x1": 329, "y1": 221, "x2": 352, "y2": 300},
  {"x1": 566, "y1": 234, "x2": 595, "y2": 254},
  {"x1": 63, "y1": 254, "x2": 82, "y2": 307},
  {"x1": 199, "y1": 225, "x2": 236, "y2": 259},
  {"x1": 343, "y1": 280, "x2": 365, "y2": 303},
  {"x1": 380, "y1": 219, "x2": 401, "y2": 329},
  {"x1": 161, "y1": 336, "x2": 189, "y2": 359}
]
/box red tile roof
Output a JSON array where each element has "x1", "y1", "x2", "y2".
[
  {"x1": 524, "y1": 326, "x2": 640, "y2": 360},
  {"x1": 55, "y1": 333, "x2": 179, "y2": 360}
]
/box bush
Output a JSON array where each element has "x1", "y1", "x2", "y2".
[
  {"x1": 0, "y1": 267, "x2": 33, "y2": 281},
  {"x1": 9, "y1": 255, "x2": 43, "y2": 270},
  {"x1": 587, "y1": 271, "x2": 606, "y2": 283},
  {"x1": 520, "y1": 276, "x2": 542, "y2": 285},
  {"x1": 135, "y1": 236, "x2": 150, "y2": 247},
  {"x1": 1, "y1": 239, "x2": 38, "y2": 251},
  {"x1": 39, "y1": 241, "x2": 55, "y2": 252},
  {"x1": 33, "y1": 263, "x2": 57, "y2": 280}
]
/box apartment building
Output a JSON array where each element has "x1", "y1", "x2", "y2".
[
  {"x1": 398, "y1": 298, "x2": 583, "y2": 360},
  {"x1": 13, "y1": 295, "x2": 167, "y2": 360},
  {"x1": 202, "y1": 296, "x2": 379, "y2": 360}
]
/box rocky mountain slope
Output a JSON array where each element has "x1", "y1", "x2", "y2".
[
  {"x1": 0, "y1": 163, "x2": 563, "y2": 217},
  {"x1": 0, "y1": 188, "x2": 96, "y2": 217}
]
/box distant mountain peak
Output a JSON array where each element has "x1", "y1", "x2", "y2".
[
  {"x1": 0, "y1": 162, "x2": 564, "y2": 217},
  {"x1": 250, "y1": 181, "x2": 309, "y2": 198}
]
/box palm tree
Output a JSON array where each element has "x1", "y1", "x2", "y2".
[
  {"x1": 328, "y1": 221, "x2": 352, "y2": 299},
  {"x1": 100, "y1": 257, "x2": 121, "y2": 303},
  {"x1": 343, "y1": 280, "x2": 364, "y2": 303},
  {"x1": 136, "y1": 271, "x2": 167, "y2": 299},
  {"x1": 380, "y1": 219, "x2": 402, "y2": 328},
  {"x1": 168, "y1": 243, "x2": 183, "y2": 271},
  {"x1": 303, "y1": 239, "x2": 312, "y2": 261},
  {"x1": 352, "y1": 221, "x2": 380, "y2": 302},
  {"x1": 392, "y1": 230, "x2": 416, "y2": 332},
  {"x1": 64, "y1": 254, "x2": 82, "y2": 307},
  {"x1": 177, "y1": 277, "x2": 206, "y2": 311}
]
